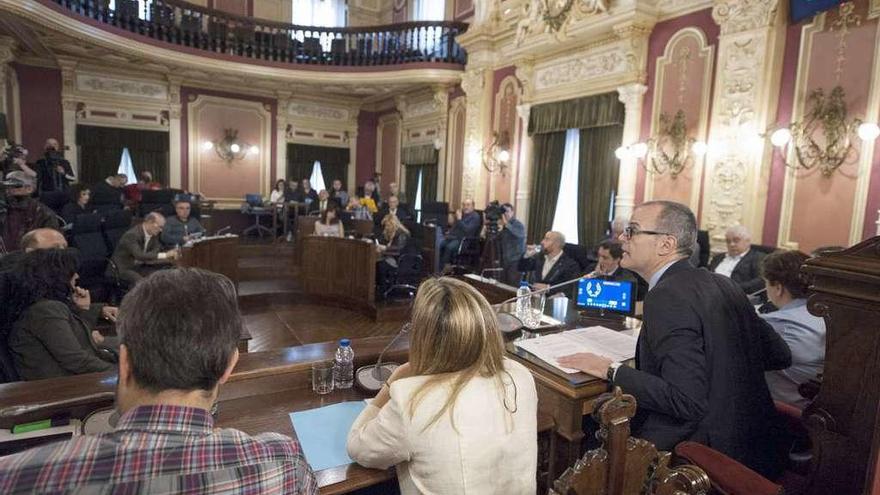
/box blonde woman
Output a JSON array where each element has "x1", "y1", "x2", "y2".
[
  {"x1": 347, "y1": 277, "x2": 538, "y2": 494},
  {"x1": 378, "y1": 214, "x2": 410, "y2": 257}
]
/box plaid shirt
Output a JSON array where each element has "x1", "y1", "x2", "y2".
[{"x1": 0, "y1": 404, "x2": 318, "y2": 494}]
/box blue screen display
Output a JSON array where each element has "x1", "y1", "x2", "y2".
[{"x1": 576, "y1": 279, "x2": 634, "y2": 314}]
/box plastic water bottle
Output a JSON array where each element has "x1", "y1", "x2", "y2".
[
  {"x1": 334, "y1": 339, "x2": 354, "y2": 389},
  {"x1": 515, "y1": 281, "x2": 531, "y2": 322}
]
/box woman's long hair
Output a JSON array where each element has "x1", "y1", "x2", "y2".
[
  {"x1": 9, "y1": 248, "x2": 79, "y2": 323},
  {"x1": 381, "y1": 214, "x2": 410, "y2": 242},
  {"x1": 407, "y1": 277, "x2": 510, "y2": 430},
  {"x1": 320, "y1": 205, "x2": 340, "y2": 225}
]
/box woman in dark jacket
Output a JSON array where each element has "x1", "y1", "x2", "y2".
[
  {"x1": 376, "y1": 214, "x2": 412, "y2": 296},
  {"x1": 61, "y1": 183, "x2": 94, "y2": 225},
  {"x1": 7, "y1": 249, "x2": 114, "y2": 380}
]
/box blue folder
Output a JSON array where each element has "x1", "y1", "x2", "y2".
[{"x1": 290, "y1": 401, "x2": 367, "y2": 472}]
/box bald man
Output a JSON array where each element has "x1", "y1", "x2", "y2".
[
  {"x1": 517, "y1": 231, "x2": 581, "y2": 297},
  {"x1": 36, "y1": 138, "x2": 75, "y2": 193},
  {"x1": 439, "y1": 199, "x2": 482, "y2": 268},
  {"x1": 708, "y1": 225, "x2": 765, "y2": 295},
  {"x1": 109, "y1": 213, "x2": 179, "y2": 285}
]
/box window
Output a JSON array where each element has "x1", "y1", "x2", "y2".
[
  {"x1": 117, "y1": 148, "x2": 137, "y2": 185},
  {"x1": 292, "y1": 0, "x2": 347, "y2": 27},
  {"x1": 109, "y1": 0, "x2": 151, "y2": 20},
  {"x1": 550, "y1": 129, "x2": 580, "y2": 244},
  {"x1": 309, "y1": 160, "x2": 327, "y2": 192},
  {"x1": 412, "y1": 0, "x2": 445, "y2": 21},
  {"x1": 413, "y1": 168, "x2": 424, "y2": 222}
]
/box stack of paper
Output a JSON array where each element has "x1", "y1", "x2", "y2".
[{"x1": 515, "y1": 326, "x2": 637, "y2": 374}]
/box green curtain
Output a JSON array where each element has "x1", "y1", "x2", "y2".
[
  {"x1": 76, "y1": 125, "x2": 169, "y2": 186},
  {"x1": 404, "y1": 163, "x2": 420, "y2": 205},
  {"x1": 528, "y1": 92, "x2": 625, "y2": 135},
  {"x1": 404, "y1": 162, "x2": 438, "y2": 207},
  {"x1": 286, "y1": 143, "x2": 350, "y2": 189},
  {"x1": 526, "y1": 131, "x2": 567, "y2": 244},
  {"x1": 577, "y1": 125, "x2": 623, "y2": 247}
]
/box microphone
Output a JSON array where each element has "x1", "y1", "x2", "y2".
[
  {"x1": 215, "y1": 225, "x2": 231, "y2": 236},
  {"x1": 748, "y1": 287, "x2": 767, "y2": 297},
  {"x1": 354, "y1": 322, "x2": 411, "y2": 393}
]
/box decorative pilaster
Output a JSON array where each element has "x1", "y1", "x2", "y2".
[
  {"x1": 0, "y1": 36, "x2": 15, "y2": 143},
  {"x1": 58, "y1": 59, "x2": 79, "y2": 175},
  {"x1": 168, "y1": 76, "x2": 183, "y2": 188},
  {"x1": 347, "y1": 127, "x2": 358, "y2": 192},
  {"x1": 515, "y1": 103, "x2": 533, "y2": 229},
  {"x1": 275, "y1": 92, "x2": 291, "y2": 184},
  {"x1": 702, "y1": 0, "x2": 786, "y2": 245},
  {"x1": 460, "y1": 67, "x2": 489, "y2": 205},
  {"x1": 615, "y1": 83, "x2": 648, "y2": 221},
  {"x1": 434, "y1": 86, "x2": 450, "y2": 202}
]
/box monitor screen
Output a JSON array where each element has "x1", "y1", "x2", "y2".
[{"x1": 575, "y1": 279, "x2": 634, "y2": 315}]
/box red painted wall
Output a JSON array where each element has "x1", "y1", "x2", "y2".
[
  {"x1": 14, "y1": 63, "x2": 64, "y2": 158},
  {"x1": 356, "y1": 110, "x2": 378, "y2": 187}
]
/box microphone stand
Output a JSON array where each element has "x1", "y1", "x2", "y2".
[
  {"x1": 354, "y1": 322, "x2": 411, "y2": 392},
  {"x1": 493, "y1": 275, "x2": 586, "y2": 308}
]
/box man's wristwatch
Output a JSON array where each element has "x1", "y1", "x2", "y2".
[{"x1": 606, "y1": 362, "x2": 622, "y2": 383}]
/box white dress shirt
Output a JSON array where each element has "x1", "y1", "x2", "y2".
[
  {"x1": 347, "y1": 358, "x2": 538, "y2": 495},
  {"x1": 541, "y1": 251, "x2": 563, "y2": 280},
  {"x1": 714, "y1": 249, "x2": 749, "y2": 278},
  {"x1": 143, "y1": 226, "x2": 167, "y2": 259}
]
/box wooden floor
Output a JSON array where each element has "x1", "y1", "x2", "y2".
[{"x1": 236, "y1": 241, "x2": 406, "y2": 352}]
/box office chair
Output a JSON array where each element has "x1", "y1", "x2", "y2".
[
  {"x1": 241, "y1": 194, "x2": 273, "y2": 238},
  {"x1": 383, "y1": 253, "x2": 424, "y2": 300}
]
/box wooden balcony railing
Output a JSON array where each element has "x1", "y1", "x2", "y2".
[{"x1": 53, "y1": 0, "x2": 468, "y2": 67}]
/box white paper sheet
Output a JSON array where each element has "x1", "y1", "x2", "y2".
[{"x1": 514, "y1": 326, "x2": 637, "y2": 374}]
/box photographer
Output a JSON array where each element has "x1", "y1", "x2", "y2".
[
  {"x1": 36, "y1": 138, "x2": 75, "y2": 194},
  {"x1": 498, "y1": 203, "x2": 526, "y2": 285}
]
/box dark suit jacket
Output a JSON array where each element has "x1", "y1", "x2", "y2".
[
  {"x1": 448, "y1": 211, "x2": 481, "y2": 240},
  {"x1": 110, "y1": 224, "x2": 164, "y2": 274},
  {"x1": 374, "y1": 206, "x2": 413, "y2": 227},
  {"x1": 500, "y1": 218, "x2": 526, "y2": 266},
  {"x1": 518, "y1": 252, "x2": 581, "y2": 297},
  {"x1": 613, "y1": 259, "x2": 791, "y2": 477},
  {"x1": 90, "y1": 180, "x2": 124, "y2": 206},
  {"x1": 708, "y1": 249, "x2": 766, "y2": 294}
]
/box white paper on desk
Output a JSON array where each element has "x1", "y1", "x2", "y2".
[{"x1": 514, "y1": 326, "x2": 637, "y2": 374}]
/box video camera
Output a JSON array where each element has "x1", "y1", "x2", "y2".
[{"x1": 484, "y1": 200, "x2": 505, "y2": 237}]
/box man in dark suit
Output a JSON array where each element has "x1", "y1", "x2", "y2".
[
  {"x1": 559, "y1": 201, "x2": 791, "y2": 477},
  {"x1": 584, "y1": 239, "x2": 638, "y2": 283},
  {"x1": 299, "y1": 178, "x2": 319, "y2": 206},
  {"x1": 707, "y1": 224, "x2": 765, "y2": 295},
  {"x1": 439, "y1": 198, "x2": 481, "y2": 268},
  {"x1": 499, "y1": 203, "x2": 526, "y2": 286},
  {"x1": 518, "y1": 231, "x2": 581, "y2": 297},
  {"x1": 35, "y1": 138, "x2": 75, "y2": 194},
  {"x1": 90, "y1": 174, "x2": 125, "y2": 208},
  {"x1": 374, "y1": 195, "x2": 412, "y2": 228},
  {"x1": 109, "y1": 213, "x2": 178, "y2": 286}
]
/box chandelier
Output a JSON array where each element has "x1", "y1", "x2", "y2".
[
  {"x1": 202, "y1": 129, "x2": 258, "y2": 163},
  {"x1": 769, "y1": 86, "x2": 879, "y2": 176}
]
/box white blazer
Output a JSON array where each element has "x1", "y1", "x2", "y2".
[{"x1": 347, "y1": 358, "x2": 537, "y2": 495}]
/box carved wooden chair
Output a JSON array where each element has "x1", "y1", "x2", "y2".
[{"x1": 550, "y1": 387, "x2": 710, "y2": 495}]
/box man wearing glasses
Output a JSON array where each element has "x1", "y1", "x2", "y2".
[{"x1": 559, "y1": 200, "x2": 792, "y2": 478}]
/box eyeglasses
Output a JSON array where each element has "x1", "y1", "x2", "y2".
[{"x1": 623, "y1": 226, "x2": 674, "y2": 239}]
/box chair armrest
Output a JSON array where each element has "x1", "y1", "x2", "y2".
[
  {"x1": 774, "y1": 400, "x2": 805, "y2": 434},
  {"x1": 673, "y1": 442, "x2": 783, "y2": 495}
]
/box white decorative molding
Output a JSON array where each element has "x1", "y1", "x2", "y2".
[
  {"x1": 514, "y1": 0, "x2": 609, "y2": 46},
  {"x1": 287, "y1": 101, "x2": 350, "y2": 121},
  {"x1": 712, "y1": 0, "x2": 781, "y2": 35},
  {"x1": 615, "y1": 83, "x2": 648, "y2": 221},
  {"x1": 514, "y1": 59, "x2": 535, "y2": 101},
  {"x1": 460, "y1": 67, "x2": 486, "y2": 202},
  {"x1": 74, "y1": 104, "x2": 170, "y2": 130},
  {"x1": 657, "y1": 0, "x2": 714, "y2": 20},
  {"x1": 535, "y1": 46, "x2": 628, "y2": 90},
  {"x1": 75, "y1": 74, "x2": 168, "y2": 99}
]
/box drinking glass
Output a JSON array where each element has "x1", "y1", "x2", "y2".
[
  {"x1": 524, "y1": 292, "x2": 546, "y2": 329},
  {"x1": 312, "y1": 361, "x2": 334, "y2": 395}
]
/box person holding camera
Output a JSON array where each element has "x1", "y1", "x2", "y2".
[
  {"x1": 499, "y1": 203, "x2": 526, "y2": 285},
  {"x1": 36, "y1": 138, "x2": 75, "y2": 194}
]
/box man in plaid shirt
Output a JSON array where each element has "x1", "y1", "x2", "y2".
[{"x1": 0, "y1": 268, "x2": 318, "y2": 494}]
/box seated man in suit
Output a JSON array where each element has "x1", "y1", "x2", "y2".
[
  {"x1": 584, "y1": 239, "x2": 638, "y2": 284},
  {"x1": 299, "y1": 178, "x2": 319, "y2": 206},
  {"x1": 161, "y1": 199, "x2": 205, "y2": 247},
  {"x1": 374, "y1": 195, "x2": 411, "y2": 228},
  {"x1": 438, "y1": 198, "x2": 482, "y2": 268},
  {"x1": 708, "y1": 224, "x2": 765, "y2": 295},
  {"x1": 0, "y1": 269, "x2": 319, "y2": 493},
  {"x1": 308, "y1": 189, "x2": 332, "y2": 215},
  {"x1": 518, "y1": 231, "x2": 581, "y2": 297},
  {"x1": 90, "y1": 174, "x2": 125, "y2": 208},
  {"x1": 109, "y1": 212, "x2": 179, "y2": 286},
  {"x1": 559, "y1": 201, "x2": 791, "y2": 478}
]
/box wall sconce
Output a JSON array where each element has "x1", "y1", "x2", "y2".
[
  {"x1": 202, "y1": 128, "x2": 258, "y2": 163},
  {"x1": 482, "y1": 131, "x2": 511, "y2": 176},
  {"x1": 615, "y1": 110, "x2": 706, "y2": 178},
  {"x1": 769, "y1": 85, "x2": 879, "y2": 176}
]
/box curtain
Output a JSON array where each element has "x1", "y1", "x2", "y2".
[
  {"x1": 577, "y1": 125, "x2": 623, "y2": 247},
  {"x1": 551, "y1": 129, "x2": 581, "y2": 244},
  {"x1": 528, "y1": 92, "x2": 625, "y2": 135},
  {"x1": 404, "y1": 162, "x2": 437, "y2": 207},
  {"x1": 526, "y1": 131, "x2": 566, "y2": 244},
  {"x1": 76, "y1": 125, "x2": 169, "y2": 187},
  {"x1": 287, "y1": 143, "x2": 349, "y2": 190}
]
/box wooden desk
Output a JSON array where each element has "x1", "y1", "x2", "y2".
[
  {"x1": 300, "y1": 236, "x2": 378, "y2": 319},
  {"x1": 414, "y1": 224, "x2": 443, "y2": 274},
  {"x1": 179, "y1": 235, "x2": 240, "y2": 287}
]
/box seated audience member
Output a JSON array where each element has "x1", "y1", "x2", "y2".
[
  {"x1": 7, "y1": 249, "x2": 115, "y2": 380},
  {"x1": 347, "y1": 277, "x2": 537, "y2": 495},
  {"x1": 300, "y1": 178, "x2": 319, "y2": 205},
  {"x1": 362, "y1": 180, "x2": 381, "y2": 208},
  {"x1": 347, "y1": 195, "x2": 372, "y2": 221},
  {"x1": 161, "y1": 199, "x2": 205, "y2": 246},
  {"x1": 285, "y1": 179, "x2": 301, "y2": 202},
  {"x1": 310, "y1": 189, "x2": 333, "y2": 214},
  {"x1": 359, "y1": 193, "x2": 379, "y2": 214},
  {"x1": 375, "y1": 195, "x2": 411, "y2": 228},
  {"x1": 760, "y1": 250, "x2": 826, "y2": 408},
  {"x1": 0, "y1": 227, "x2": 69, "y2": 271},
  {"x1": 559, "y1": 201, "x2": 791, "y2": 478},
  {"x1": 138, "y1": 171, "x2": 161, "y2": 190},
  {"x1": 90, "y1": 174, "x2": 125, "y2": 207},
  {"x1": 109, "y1": 213, "x2": 178, "y2": 285},
  {"x1": 313, "y1": 206, "x2": 344, "y2": 238},
  {"x1": 584, "y1": 240, "x2": 638, "y2": 285},
  {"x1": 0, "y1": 269, "x2": 319, "y2": 493},
  {"x1": 36, "y1": 138, "x2": 75, "y2": 194},
  {"x1": 270, "y1": 179, "x2": 289, "y2": 204},
  {"x1": 438, "y1": 199, "x2": 482, "y2": 267},
  {"x1": 708, "y1": 224, "x2": 765, "y2": 295},
  {"x1": 0, "y1": 171, "x2": 59, "y2": 252},
  {"x1": 499, "y1": 203, "x2": 526, "y2": 286},
  {"x1": 375, "y1": 214, "x2": 411, "y2": 293},
  {"x1": 330, "y1": 179, "x2": 349, "y2": 207},
  {"x1": 388, "y1": 181, "x2": 406, "y2": 204},
  {"x1": 61, "y1": 183, "x2": 94, "y2": 225},
  {"x1": 518, "y1": 231, "x2": 581, "y2": 297}
]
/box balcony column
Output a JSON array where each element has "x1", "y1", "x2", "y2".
[
  {"x1": 514, "y1": 103, "x2": 533, "y2": 230},
  {"x1": 347, "y1": 127, "x2": 358, "y2": 194},
  {"x1": 168, "y1": 77, "x2": 182, "y2": 189},
  {"x1": 59, "y1": 60, "x2": 79, "y2": 176},
  {"x1": 614, "y1": 83, "x2": 648, "y2": 221},
  {"x1": 276, "y1": 93, "x2": 291, "y2": 183}
]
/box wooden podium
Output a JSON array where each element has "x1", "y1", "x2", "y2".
[
  {"x1": 179, "y1": 235, "x2": 240, "y2": 287},
  {"x1": 300, "y1": 236, "x2": 378, "y2": 318}
]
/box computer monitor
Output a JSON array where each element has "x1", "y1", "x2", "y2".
[{"x1": 575, "y1": 278, "x2": 635, "y2": 316}]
